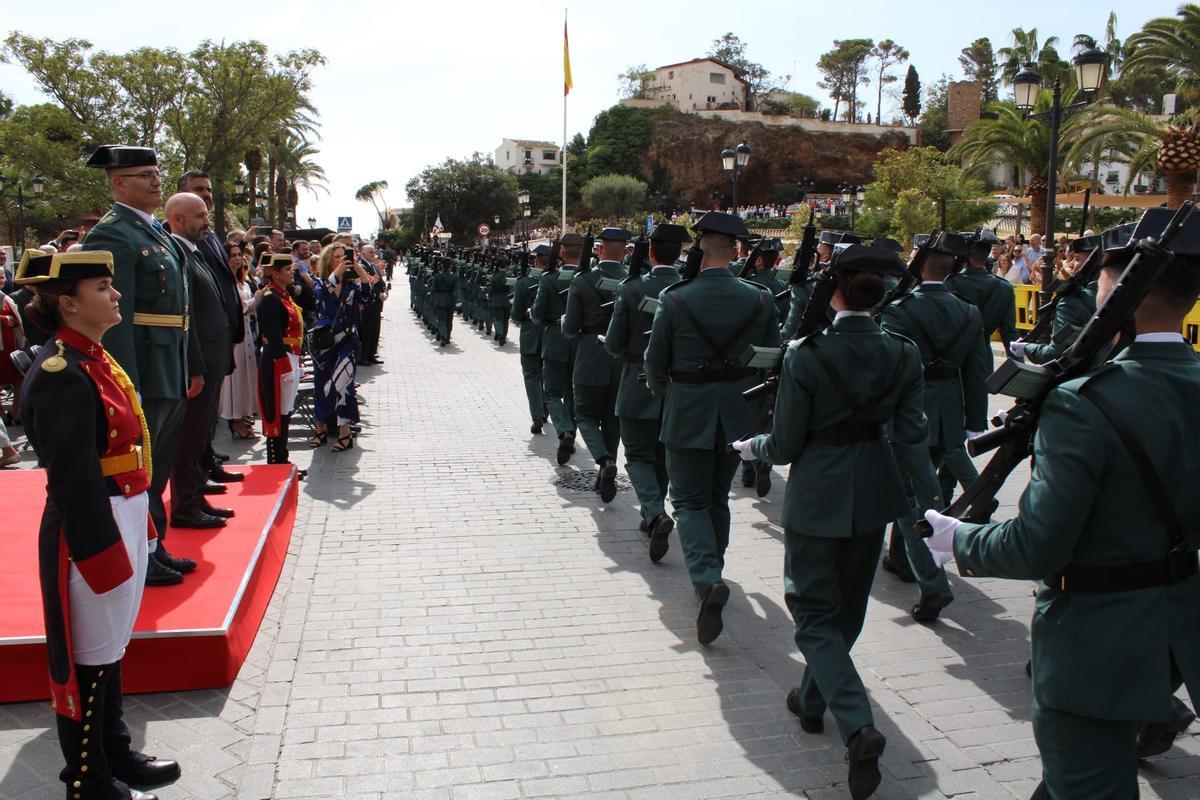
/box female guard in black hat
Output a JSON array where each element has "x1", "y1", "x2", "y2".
[
  {"x1": 731, "y1": 244, "x2": 941, "y2": 800},
  {"x1": 18, "y1": 251, "x2": 181, "y2": 800}
]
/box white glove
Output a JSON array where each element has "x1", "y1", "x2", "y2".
[
  {"x1": 922, "y1": 508, "x2": 959, "y2": 559},
  {"x1": 559, "y1": 314, "x2": 567, "y2": 328},
  {"x1": 965, "y1": 430, "x2": 983, "y2": 440},
  {"x1": 730, "y1": 438, "x2": 756, "y2": 461},
  {"x1": 597, "y1": 334, "x2": 606, "y2": 344},
  {"x1": 994, "y1": 409, "x2": 1008, "y2": 426},
  {"x1": 1009, "y1": 341, "x2": 1026, "y2": 358}
]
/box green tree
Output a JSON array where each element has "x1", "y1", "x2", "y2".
[
  {"x1": 919, "y1": 75, "x2": 951, "y2": 151},
  {"x1": 618, "y1": 64, "x2": 655, "y2": 100},
  {"x1": 1123, "y1": 4, "x2": 1200, "y2": 105},
  {"x1": 706, "y1": 33, "x2": 780, "y2": 105},
  {"x1": 816, "y1": 39, "x2": 874, "y2": 122},
  {"x1": 855, "y1": 147, "x2": 995, "y2": 246},
  {"x1": 405, "y1": 154, "x2": 519, "y2": 244},
  {"x1": 901, "y1": 65, "x2": 922, "y2": 124},
  {"x1": 958, "y1": 37, "x2": 999, "y2": 104},
  {"x1": 870, "y1": 40, "x2": 909, "y2": 124},
  {"x1": 997, "y1": 27, "x2": 1069, "y2": 86},
  {"x1": 585, "y1": 105, "x2": 654, "y2": 179},
  {"x1": 580, "y1": 174, "x2": 647, "y2": 221}
]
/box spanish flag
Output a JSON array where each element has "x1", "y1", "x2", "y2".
[{"x1": 563, "y1": 19, "x2": 573, "y2": 96}]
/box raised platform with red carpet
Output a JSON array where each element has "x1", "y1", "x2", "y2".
[{"x1": 0, "y1": 464, "x2": 298, "y2": 704}]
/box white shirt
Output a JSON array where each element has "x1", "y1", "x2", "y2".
[
  {"x1": 1134, "y1": 332, "x2": 1187, "y2": 344},
  {"x1": 834, "y1": 310, "x2": 872, "y2": 321},
  {"x1": 170, "y1": 233, "x2": 198, "y2": 254}
]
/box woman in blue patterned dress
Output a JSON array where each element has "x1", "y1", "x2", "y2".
[{"x1": 310, "y1": 244, "x2": 371, "y2": 452}]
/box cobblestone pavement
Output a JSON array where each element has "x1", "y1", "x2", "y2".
[{"x1": 3, "y1": 287, "x2": 1199, "y2": 799}]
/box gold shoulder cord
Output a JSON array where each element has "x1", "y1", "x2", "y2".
[
  {"x1": 104, "y1": 357, "x2": 153, "y2": 485},
  {"x1": 41, "y1": 339, "x2": 67, "y2": 373}
]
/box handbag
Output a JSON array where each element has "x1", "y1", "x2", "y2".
[{"x1": 308, "y1": 322, "x2": 335, "y2": 351}]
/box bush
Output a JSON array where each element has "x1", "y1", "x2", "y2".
[{"x1": 581, "y1": 174, "x2": 648, "y2": 221}]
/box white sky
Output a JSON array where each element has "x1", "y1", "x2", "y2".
[{"x1": 0, "y1": 0, "x2": 1175, "y2": 233}]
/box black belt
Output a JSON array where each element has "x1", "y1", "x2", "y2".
[
  {"x1": 805, "y1": 421, "x2": 885, "y2": 446},
  {"x1": 1053, "y1": 551, "x2": 1200, "y2": 593},
  {"x1": 669, "y1": 367, "x2": 755, "y2": 384},
  {"x1": 582, "y1": 325, "x2": 607, "y2": 335},
  {"x1": 924, "y1": 364, "x2": 960, "y2": 380},
  {"x1": 625, "y1": 354, "x2": 644, "y2": 365}
]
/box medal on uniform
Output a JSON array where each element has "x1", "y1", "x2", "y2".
[{"x1": 41, "y1": 339, "x2": 68, "y2": 373}]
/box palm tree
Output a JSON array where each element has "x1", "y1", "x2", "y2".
[
  {"x1": 1123, "y1": 4, "x2": 1200, "y2": 102},
  {"x1": 243, "y1": 148, "x2": 262, "y2": 222},
  {"x1": 949, "y1": 88, "x2": 1085, "y2": 235},
  {"x1": 1068, "y1": 105, "x2": 1200, "y2": 206},
  {"x1": 355, "y1": 180, "x2": 391, "y2": 231},
  {"x1": 998, "y1": 27, "x2": 1066, "y2": 86}
]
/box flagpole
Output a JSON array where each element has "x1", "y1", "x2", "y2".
[{"x1": 561, "y1": 7, "x2": 568, "y2": 235}]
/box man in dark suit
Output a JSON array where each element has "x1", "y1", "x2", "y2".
[
  {"x1": 166, "y1": 192, "x2": 236, "y2": 528},
  {"x1": 177, "y1": 171, "x2": 246, "y2": 488},
  {"x1": 357, "y1": 244, "x2": 385, "y2": 365}
]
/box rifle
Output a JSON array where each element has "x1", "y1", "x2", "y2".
[
  {"x1": 1016, "y1": 243, "x2": 1104, "y2": 346},
  {"x1": 737, "y1": 243, "x2": 765, "y2": 279},
  {"x1": 876, "y1": 229, "x2": 938, "y2": 312},
  {"x1": 679, "y1": 237, "x2": 704, "y2": 281},
  {"x1": 626, "y1": 231, "x2": 649, "y2": 281},
  {"x1": 916, "y1": 201, "x2": 1196, "y2": 536},
  {"x1": 788, "y1": 210, "x2": 818, "y2": 286},
  {"x1": 580, "y1": 230, "x2": 595, "y2": 272}
]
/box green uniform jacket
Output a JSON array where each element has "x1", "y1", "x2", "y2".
[
  {"x1": 488, "y1": 270, "x2": 510, "y2": 308},
  {"x1": 780, "y1": 277, "x2": 834, "y2": 340},
  {"x1": 881, "y1": 283, "x2": 990, "y2": 441},
  {"x1": 751, "y1": 315, "x2": 936, "y2": 536},
  {"x1": 954, "y1": 341, "x2": 1200, "y2": 723},
  {"x1": 429, "y1": 270, "x2": 457, "y2": 307},
  {"x1": 531, "y1": 266, "x2": 577, "y2": 362},
  {"x1": 510, "y1": 274, "x2": 542, "y2": 356},
  {"x1": 644, "y1": 267, "x2": 780, "y2": 449},
  {"x1": 1024, "y1": 283, "x2": 1097, "y2": 365},
  {"x1": 746, "y1": 269, "x2": 789, "y2": 321},
  {"x1": 83, "y1": 204, "x2": 190, "y2": 401},
  {"x1": 563, "y1": 261, "x2": 627, "y2": 386},
  {"x1": 946, "y1": 267, "x2": 1019, "y2": 349},
  {"x1": 605, "y1": 266, "x2": 680, "y2": 419}
]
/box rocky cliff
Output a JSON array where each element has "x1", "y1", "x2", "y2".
[{"x1": 638, "y1": 113, "x2": 911, "y2": 206}]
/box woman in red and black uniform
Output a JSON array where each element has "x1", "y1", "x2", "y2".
[
  {"x1": 256, "y1": 254, "x2": 305, "y2": 472},
  {"x1": 18, "y1": 251, "x2": 180, "y2": 800}
]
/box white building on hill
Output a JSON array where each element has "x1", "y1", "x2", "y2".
[{"x1": 495, "y1": 139, "x2": 561, "y2": 175}]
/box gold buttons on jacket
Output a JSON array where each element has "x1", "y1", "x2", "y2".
[
  {"x1": 124, "y1": 484, "x2": 131, "y2": 494},
  {"x1": 108, "y1": 407, "x2": 116, "y2": 416},
  {"x1": 109, "y1": 429, "x2": 118, "y2": 439}
]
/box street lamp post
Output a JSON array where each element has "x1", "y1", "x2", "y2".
[
  {"x1": 1013, "y1": 44, "x2": 1105, "y2": 304},
  {"x1": 839, "y1": 184, "x2": 864, "y2": 230},
  {"x1": 0, "y1": 174, "x2": 46, "y2": 257},
  {"x1": 307, "y1": 216, "x2": 316, "y2": 229},
  {"x1": 720, "y1": 142, "x2": 752, "y2": 211},
  {"x1": 517, "y1": 189, "x2": 531, "y2": 242}
]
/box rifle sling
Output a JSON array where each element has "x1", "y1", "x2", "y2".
[
  {"x1": 670, "y1": 289, "x2": 767, "y2": 370},
  {"x1": 805, "y1": 337, "x2": 908, "y2": 444},
  {"x1": 889, "y1": 299, "x2": 974, "y2": 370}
]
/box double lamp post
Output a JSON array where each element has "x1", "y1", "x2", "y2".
[
  {"x1": 0, "y1": 174, "x2": 47, "y2": 257},
  {"x1": 720, "y1": 142, "x2": 752, "y2": 210}
]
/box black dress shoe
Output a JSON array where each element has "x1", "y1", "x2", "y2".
[
  {"x1": 648, "y1": 513, "x2": 674, "y2": 563},
  {"x1": 146, "y1": 558, "x2": 183, "y2": 587},
  {"x1": 171, "y1": 510, "x2": 227, "y2": 529},
  {"x1": 754, "y1": 461, "x2": 772, "y2": 497},
  {"x1": 113, "y1": 754, "x2": 182, "y2": 789},
  {"x1": 598, "y1": 459, "x2": 618, "y2": 503},
  {"x1": 556, "y1": 434, "x2": 575, "y2": 465},
  {"x1": 1138, "y1": 696, "x2": 1196, "y2": 759},
  {"x1": 213, "y1": 452, "x2": 230, "y2": 462},
  {"x1": 154, "y1": 548, "x2": 196, "y2": 574},
  {"x1": 846, "y1": 725, "x2": 886, "y2": 800},
  {"x1": 209, "y1": 466, "x2": 244, "y2": 483},
  {"x1": 131, "y1": 790, "x2": 159, "y2": 800},
  {"x1": 696, "y1": 581, "x2": 730, "y2": 645},
  {"x1": 741, "y1": 468, "x2": 755, "y2": 488},
  {"x1": 911, "y1": 592, "x2": 954, "y2": 623},
  {"x1": 638, "y1": 519, "x2": 650, "y2": 534},
  {"x1": 530, "y1": 420, "x2": 544, "y2": 435},
  {"x1": 785, "y1": 688, "x2": 824, "y2": 733},
  {"x1": 881, "y1": 554, "x2": 916, "y2": 584},
  {"x1": 199, "y1": 501, "x2": 235, "y2": 519},
  {"x1": 201, "y1": 480, "x2": 228, "y2": 495}
]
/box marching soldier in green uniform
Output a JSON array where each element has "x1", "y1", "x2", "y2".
[
  {"x1": 733, "y1": 243, "x2": 939, "y2": 800},
  {"x1": 781, "y1": 231, "x2": 862, "y2": 339},
  {"x1": 605, "y1": 225, "x2": 685, "y2": 559},
  {"x1": 82, "y1": 145, "x2": 198, "y2": 587},
  {"x1": 564, "y1": 228, "x2": 629, "y2": 502},
  {"x1": 739, "y1": 237, "x2": 788, "y2": 493},
  {"x1": 512, "y1": 246, "x2": 549, "y2": 433},
  {"x1": 923, "y1": 209, "x2": 1200, "y2": 800},
  {"x1": 429, "y1": 256, "x2": 457, "y2": 346},
  {"x1": 879, "y1": 236, "x2": 990, "y2": 621},
  {"x1": 946, "y1": 229, "x2": 1018, "y2": 368},
  {"x1": 645, "y1": 212, "x2": 779, "y2": 644},
  {"x1": 488, "y1": 255, "x2": 512, "y2": 346},
  {"x1": 533, "y1": 234, "x2": 581, "y2": 464}
]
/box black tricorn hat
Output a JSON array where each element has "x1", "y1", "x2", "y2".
[
  {"x1": 1103, "y1": 207, "x2": 1200, "y2": 264},
  {"x1": 870, "y1": 237, "x2": 903, "y2": 253},
  {"x1": 16, "y1": 250, "x2": 115, "y2": 285},
  {"x1": 693, "y1": 211, "x2": 749, "y2": 239},
  {"x1": 964, "y1": 229, "x2": 1002, "y2": 250},
  {"x1": 85, "y1": 145, "x2": 158, "y2": 170},
  {"x1": 558, "y1": 232, "x2": 587, "y2": 246},
  {"x1": 758, "y1": 237, "x2": 783, "y2": 253},
  {"x1": 597, "y1": 227, "x2": 632, "y2": 242},
  {"x1": 914, "y1": 231, "x2": 971, "y2": 257},
  {"x1": 820, "y1": 230, "x2": 867, "y2": 246},
  {"x1": 649, "y1": 223, "x2": 692, "y2": 243},
  {"x1": 258, "y1": 253, "x2": 295, "y2": 270},
  {"x1": 1069, "y1": 232, "x2": 1104, "y2": 253},
  {"x1": 532, "y1": 244, "x2": 552, "y2": 256},
  {"x1": 830, "y1": 244, "x2": 907, "y2": 280}
]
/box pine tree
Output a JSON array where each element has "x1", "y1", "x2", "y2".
[{"x1": 902, "y1": 65, "x2": 921, "y2": 124}]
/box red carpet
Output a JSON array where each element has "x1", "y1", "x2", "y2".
[{"x1": 0, "y1": 465, "x2": 298, "y2": 703}]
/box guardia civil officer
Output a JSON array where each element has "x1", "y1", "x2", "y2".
[
  {"x1": 82, "y1": 145, "x2": 196, "y2": 587},
  {"x1": 924, "y1": 207, "x2": 1200, "y2": 800},
  {"x1": 532, "y1": 234, "x2": 582, "y2": 464},
  {"x1": 512, "y1": 245, "x2": 550, "y2": 433},
  {"x1": 644, "y1": 211, "x2": 780, "y2": 644},
  {"x1": 605, "y1": 224, "x2": 685, "y2": 560},
  {"x1": 732, "y1": 243, "x2": 938, "y2": 800},
  {"x1": 563, "y1": 228, "x2": 630, "y2": 501},
  {"x1": 781, "y1": 231, "x2": 862, "y2": 339},
  {"x1": 429, "y1": 257, "x2": 458, "y2": 346},
  {"x1": 18, "y1": 251, "x2": 182, "y2": 800},
  {"x1": 880, "y1": 235, "x2": 990, "y2": 621},
  {"x1": 488, "y1": 255, "x2": 512, "y2": 346},
  {"x1": 256, "y1": 255, "x2": 305, "y2": 472},
  {"x1": 945, "y1": 229, "x2": 1018, "y2": 368},
  {"x1": 739, "y1": 237, "x2": 788, "y2": 494}
]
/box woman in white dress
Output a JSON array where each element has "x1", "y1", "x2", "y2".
[{"x1": 219, "y1": 242, "x2": 259, "y2": 439}]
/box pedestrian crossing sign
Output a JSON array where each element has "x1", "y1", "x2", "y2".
[{"x1": 337, "y1": 217, "x2": 352, "y2": 232}]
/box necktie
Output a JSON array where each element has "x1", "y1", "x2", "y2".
[{"x1": 151, "y1": 219, "x2": 165, "y2": 235}]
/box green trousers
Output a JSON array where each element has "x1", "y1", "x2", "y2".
[
  {"x1": 890, "y1": 449, "x2": 952, "y2": 599},
  {"x1": 542, "y1": 359, "x2": 576, "y2": 439},
  {"x1": 666, "y1": 427, "x2": 739, "y2": 597},
  {"x1": 785, "y1": 528, "x2": 883, "y2": 745},
  {"x1": 1030, "y1": 696, "x2": 1138, "y2": 800},
  {"x1": 491, "y1": 308, "x2": 509, "y2": 341},
  {"x1": 621, "y1": 417, "x2": 668, "y2": 524},
  {"x1": 574, "y1": 373, "x2": 620, "y2": 464},
  {"x1": 520, "y1": 354, "x2": 545, "y2": 424}
]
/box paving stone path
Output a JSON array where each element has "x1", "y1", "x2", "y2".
[{"x1": 3, "y1": 285, "x2": 1198, "y2": 799}]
